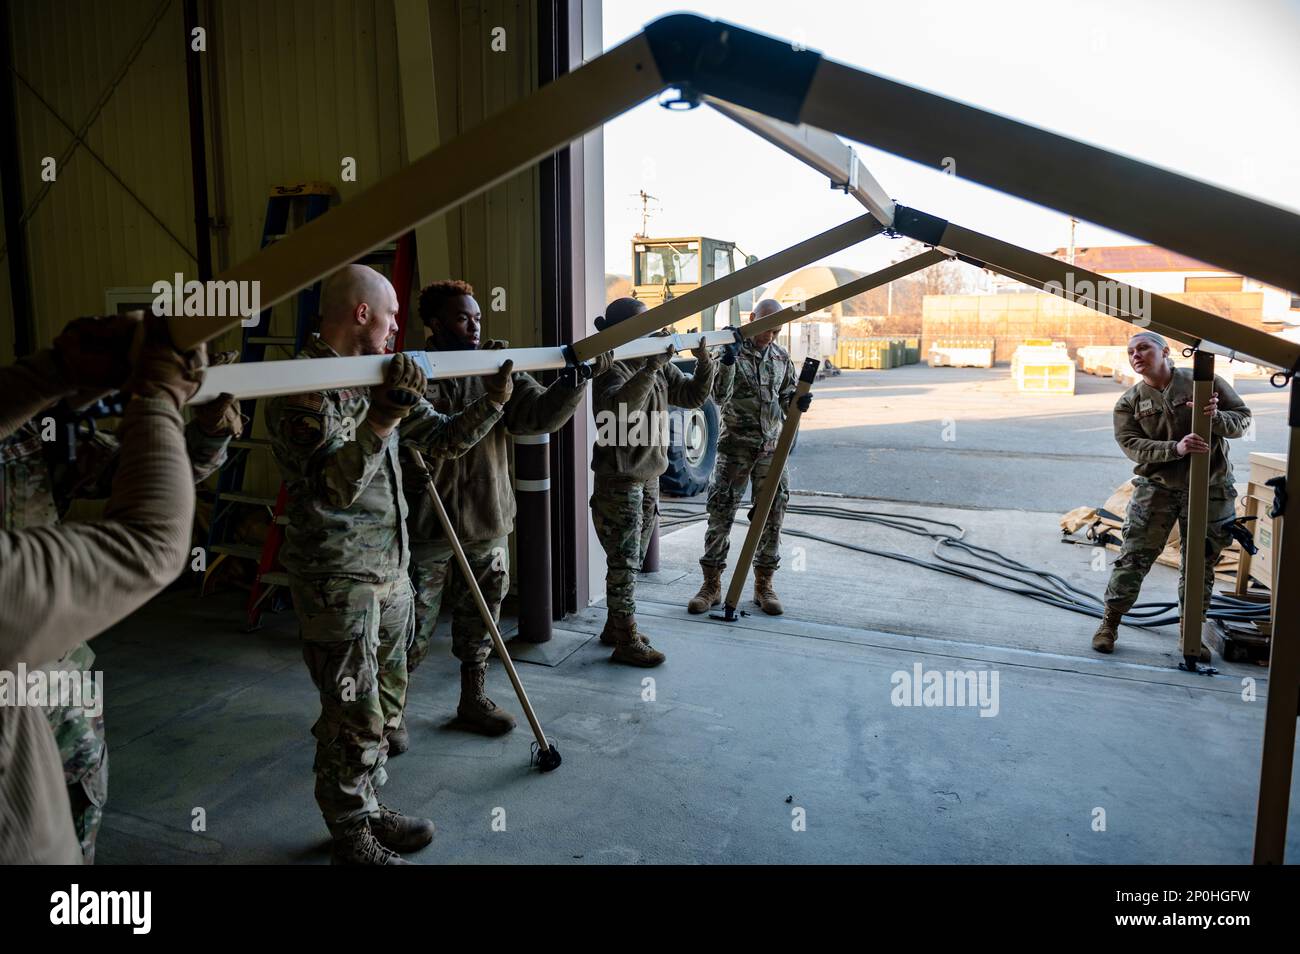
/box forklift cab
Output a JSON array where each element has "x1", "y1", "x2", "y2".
[{"x1": 631, "y1": 236, "x2": 753, "y2": 333}]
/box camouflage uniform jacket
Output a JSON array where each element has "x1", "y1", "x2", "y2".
[
  {"x1": 267, "y1": 335, "x2": 503, "y2": 584},
  {"x1": 1113, "y1": 367, "x2": 1250, "y2": 491},
  {"x1": 591, "y1": 347, "x2": 716, "y2": 486},
  {"x1": 712, "y1": 339, "x2": 796, "y2": 454},
  {"x1": 404, "y1": 337, "x2": 587, "y2": 546}
]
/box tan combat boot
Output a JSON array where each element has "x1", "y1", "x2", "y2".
[
  {"x1": 599, "y1": 611, "x2": 617, "y2": 646},
  {"x1": 1091, "y1": 605, "x2": 1123, "y2": 654},
  {"x1": 388, "y1": 716, "x2": 409, "y2": 756},
  {"x1": 456, "y1": 666, "x2": 517, "y2": 736},
  {"x1": 688, "y1": 564, "x2": 724, "y2": 614},
  {"x1": 752, "y1": 567, "x2": 783, "y2": 615},
  {"x1": 372, "y1": 804, "x2": 435, "y2": 853},
  {"x1": 609, "y1": 611, "x2": 666, "y2": 667},
  {"x1": 331, "y1": 822, "x2": 412, "y2": 865}
]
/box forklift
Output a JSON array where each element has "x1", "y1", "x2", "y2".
[{"x1": 631, "y1": 235, "x2": 757, "y2": 495}]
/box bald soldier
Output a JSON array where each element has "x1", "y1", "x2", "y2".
[
  {"x1": 1091, "y1": 331, "x2": 1252, "y2": 657},
  {"x1": 267, "y1": 265, "x2": 509, "y2": 865},
  {"x1": 688, "y1": 299, "x2": 807, "y2": 616}
]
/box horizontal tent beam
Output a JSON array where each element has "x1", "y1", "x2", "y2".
[
  {"x1": 794, "y1": 50, "x2": 1300, "y2": 294},
  {"x1": 743, "y1": 249, "x2": 946, "y2": 338},
  {"x1": 195, "y1": 218, "x2": 900, "y2": 403},
  {"x1": 888, "y1": 207, "x2": 1300, "y2": 371},
  {"x1": 193, "y1": 329, "x2": 736, "y2": 404},
  {"x1": 706, "y1": 97, "x2": 896, "y2": 226},
  {"x1": 570, "y1": 214, "x2": 883, "y2": 361}
]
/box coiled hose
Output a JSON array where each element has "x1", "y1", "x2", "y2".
[{"x1": 658, "y1": 499, "x2": 1268, "y2": 630}]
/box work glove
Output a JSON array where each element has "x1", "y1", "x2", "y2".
[
  {"x1": 645, "y1": 343, "x2": 675, "y2": 373},
  {"x1": 796, "y1": 393, "x2": 813, "y2": 413},
  {"x1": 590, "y1": 350, "x2": 615, "y2": 378},
  {"x1": 125, "y1": 315, "x2": 208, "y2": 411},
  {"x1": 483, "y1": 359, "x2": 515, "y2": 406},
  {"x1": 369, "y1": 353, "x2": 427, "y2": 429},
  {"x1": 52, "y1": 313, "x2": 142, "y2": 390},
  {"x1": 691, "y1": 339, "x2": 713, "y2": 367},
  {"x1": 194, "y1": 393, "x2": 244, "y2": 438},
  {"x1": 721, "y1": 341, "x2": 740, "y2": 365},
  {"x1": 192, "y1": 351, "x2": 244, "y2": 437}
]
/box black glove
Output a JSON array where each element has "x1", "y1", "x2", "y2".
[
  {"x1": 796, "y1": 393, "x2": 812, "y2": 413},
  {"x1": 721, "y1": 342, "x2": 739, "y2": 365}
]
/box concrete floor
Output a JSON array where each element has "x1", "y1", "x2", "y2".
[
  {"x1": 789, "y1": 366, "x2": 1290, "y2": 510},
  {"x1": 91, "y1": 364, "x2": 1298, "y2": 864},
  {"x1": 94, "y1": 495, "x2": 1298, "y2": 864}
]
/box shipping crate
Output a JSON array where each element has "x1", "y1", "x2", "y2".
[
  {"x1": 929, "y1": 338, "x2": 995, "y2": 368},
  {"x1": 1241, "y1": 452, "x2": 1286, "y2": 591},
  {"x1": 1011, "y1": 341, "x2": 1076, "y2": 394}
]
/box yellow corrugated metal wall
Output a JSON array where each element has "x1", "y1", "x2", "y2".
[
  {"x1": 3, "y1": 0, "x2": 543, "y2": 350},
  {"x1": 3, "y1": 0, "x2": 544, "y2": 502},
  {"x1": 6, "y1": 0, "x2": 195, "y2": 355},
  {"x1": 427, "y1": 0, "x2": 540, "y2": 353}
]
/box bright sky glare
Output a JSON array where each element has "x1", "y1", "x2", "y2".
[{"x1": 601, "y1": 0, "x2": 1300, "y2": 280}]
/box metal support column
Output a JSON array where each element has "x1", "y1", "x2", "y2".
[
  {"x1": 1253, "y1": 377, "x2": 1300, "y2": 863},
  {"x1": 514, "y1": 433, "x2": 553, "y2": 643}
]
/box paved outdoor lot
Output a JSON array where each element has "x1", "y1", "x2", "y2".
[{"x1": 783, "y1": 365, "x2": 1289, "y2": 512}]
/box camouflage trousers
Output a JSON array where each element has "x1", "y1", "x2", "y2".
[
  {"x1": 701, "y1": 446, "x2": 789, "y2": 570},
  {"x1": 1103, "y1": 478, "x2": 1237, "y2": 615},
  {"x1": 591, "y1": 476, "x2": 658, "y2": 615},
  {"x1": 290, "y1": 574, "x2": 414, "y2": 837},
  {"x1": 407, "y1": 536, "x2": 509, "y2": 674},
  {"x1": 45, "y1": 642, "x2": 106, "y2": 865}
]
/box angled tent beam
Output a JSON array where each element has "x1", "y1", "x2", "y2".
[
  {"x1": 195, "y1": 219, "x2": 897, "y2": 403},
  {"x1": 706, "y1": 97, "x2": 896, "y2": 227},
  {"x1": 888, "y1": 207, "x2": 1300, "y2": 372},
  {"x1": 171, "y1": 14, "x2": 1300, "y2": 358},
  {"x1": 169, "y1": 31, "x2": 665, "y2": 350},
  {"x1": 744, "y1": 249, "x2": 946, "y2": 338},
  {"x1": 571, "y1": 214, "x2": 883, "y2": 360},
  {"x1": 791, "y1": 47, "x2": 1300, "y2": 293},
  {"x1": 954, "y1": 255, "x2": 1191, "y2": 348}
]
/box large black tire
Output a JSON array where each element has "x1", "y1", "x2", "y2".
[{"x1": 661, "y1": 397, "x2": 719, "y2": 497}]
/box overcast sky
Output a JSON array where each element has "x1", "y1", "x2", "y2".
[{"x1": 601, "y1": 0, "x2": 1300, "y2": 279}]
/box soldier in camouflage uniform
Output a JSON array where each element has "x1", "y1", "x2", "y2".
[
  {"x1": 689, "y1": 299, "x2": 808, "y2": 617},
  {"x1": 0, "y1": 350, "x2": 240, "y2": 864},
  {"x1": 398, "y1": 280, "x2": 612, "y2": 743},
  {"x1": 1092, "y1": 331, "x2": 1252, "y2": 656},
  {"x1": 266, "y1": 265, "x2": 506, "y2": 865},
  {"x1": 590, "y1": 297, "x2": 715, "y2": 667}
]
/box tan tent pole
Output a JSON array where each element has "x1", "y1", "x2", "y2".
[{"x1": 407, "y1": 449, "x2": 561, "y2": 772}]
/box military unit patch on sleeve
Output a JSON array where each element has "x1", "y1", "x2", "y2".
[{"x1": 287, "y1": 413, "x2": 325, "y2": 447}]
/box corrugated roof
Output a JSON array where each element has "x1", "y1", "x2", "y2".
[{"x1": 1047, "y1": 245, "x2": 1228, "y2": 274}]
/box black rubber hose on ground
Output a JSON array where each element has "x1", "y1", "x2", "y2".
[{"x1": 658, "y1": 500, "x2": 1268, "y2": 630}]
